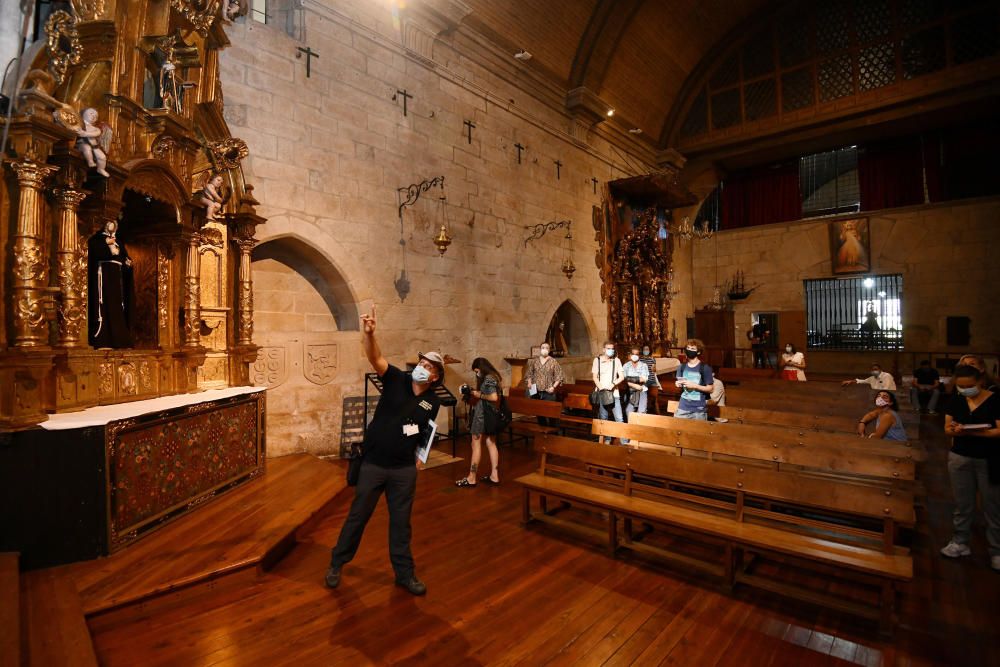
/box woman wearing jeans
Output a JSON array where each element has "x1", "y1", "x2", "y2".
[{"x1": 940, "y1": 364, "x2": 1000, "y2": 571}]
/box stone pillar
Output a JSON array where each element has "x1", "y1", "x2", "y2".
[
  {"x1": 182, "y1": 233, "x2": 202, "y2": 348},
  {"x1": 9, "y1": 160, "x2": 60, "y2": 347},
  {"x1": 235, "y1": 237, "x2": 255, "y2": 346},
  {"x1": 52, "y1": 187, "x2": 90, "y2": 347}
]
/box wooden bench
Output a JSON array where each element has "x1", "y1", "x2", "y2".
[
  {"x1": 724, "y1": 387, "x2": 917, "y2": 422},
  {"x1": 515, "y1": 431, "x2": 913, "y2": 633},
  {"x1": 502, "y1": 394, "x2": 591, "y2": 446},
  {"x1": 20, "y1": 568, "x2": 99, "y2": 666},
  {"x1": 0, "y1": 553, "x2": 19, "y2": 667},
  {"x1": 666, "y1": 399, "x2": 922, "y2": 442}
]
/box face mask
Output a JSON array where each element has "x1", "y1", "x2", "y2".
[
  {"x1": 630, "y1": 354, "x2": 639, "y2": 362},
  {"x1": 871, "y1": 370, "x2": 880, "y2": 378},
  {"x1": 605, "y1": 349, "x2": 615, "y2": 358},
  {"x1": 685, "y1": 348, "x2": 699, "y2": 358},
  {"x1": 642, "y1": 349, "x2": 650, "y2": 356},
  {"x1": 875, "y1": 397, "x2": 890, "y2": 407},
  {"x1": 411, "y1": 365, "x2": 431, "y2": 384},
  {"x1": 473, "y1": 369, "x2": 481, "y2": 377},
  {"x1": 785, "y1": 346, "x2": 793, "y2": 353},
  {"x1": 540, "y1": 349, "x2": 549, "y2": 357},
  {"x1": 957, "y1": 386, "x2": 981, "y2": 397}
]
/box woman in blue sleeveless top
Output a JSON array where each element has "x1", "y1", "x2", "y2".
[{"x1": 857, "y1": 390, "x2": 907, "y2": 441}]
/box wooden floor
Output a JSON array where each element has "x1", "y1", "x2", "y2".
[
  {"x1": 88, "y1": 421, "x2": 1000, "y2": 666},
  {"x1": 58, "y1": 453, "x2": 344, "y2": 616}
]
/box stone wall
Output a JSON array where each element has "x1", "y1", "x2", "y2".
[
  {"x1": 683, "y1": 197, "x2": 1000, "y2": 375},
  {"x1": 222, "y1": 5, "x2": 644, "y2": 455}
]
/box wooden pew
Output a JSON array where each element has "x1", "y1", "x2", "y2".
[
  {"x1": 502, "y1": 393, "x2": 592, "y2": 445},
  {"x1": 20, "y1": 568, "x2": 99, "y2": 666},
  {"x1": 515, "y1": 431, "x2": 914, "y2": 633},
  {"x1": 665, "y1": 399, "x2": 921, "y2": 442},
  {"x1": 724, "y1": 386, "x2": 917, "y2": 422},
  {"x1": 0, "y1": 553, "x2": 18, "y2": 667}
]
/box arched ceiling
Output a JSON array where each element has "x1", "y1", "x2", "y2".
[{"x1": 455, "y1": 0, "x2": 772, "y2": 143}]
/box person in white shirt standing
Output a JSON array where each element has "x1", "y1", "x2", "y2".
[
  {"x1": 843, "y1": 363, "x2": 897, "y2": 391},
  {"x1": 622, "y1": 346, "x2": 651, "y2": 420},
  {"x1": 780, "y1": 343, "x2": 807, "y2": 381},
  {"x1": 592, "y1": 340, "x2": 625, "y2": 444}
]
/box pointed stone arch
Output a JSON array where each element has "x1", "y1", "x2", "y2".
[
  {"x1": 542, "y1": 298, "x2": 597, "y2": 358},
  {"x1": 251, "y1": 234, "x2": 360, "y2": 332}
]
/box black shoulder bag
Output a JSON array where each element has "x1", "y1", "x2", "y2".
[{"x1": 589, "y1": 358, "x2": 615, "y2": 408}]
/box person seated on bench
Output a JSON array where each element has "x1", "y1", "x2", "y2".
[
  {"x1": 592, "y1": 340, "x2": 625, "y2": 444},
  {"x1": 940, "y1": 364, "x2": 1000, "y2": 571},
  {"x1": 623, "y1": 346, "x2": 651, "y2": 420},
  {"x1": 780, "y1": 343, "x2": 807, "y2": 381},
  {"x1": 674, "y1": 339, "x2": 714, "y2": 421},
  {"x1": 843, "y1": 363, "x2": 896, "y2": 391},
  {"x1": 909, "y1": 359, "x2": 941, "y2": 415},
  {"x1": 857, "y1": 390, "x2": 908, "y2": 441},
  {"x1": 524, "y1": 341, "x2": 564, "y2": 426}
]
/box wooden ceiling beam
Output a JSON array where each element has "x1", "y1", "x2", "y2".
[{"x1": 568, "y1": 0, "x2": 645, "y2": 91}]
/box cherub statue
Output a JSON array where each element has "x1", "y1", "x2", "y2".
[
  {"x1": 75, "y1": 107, "x2": 112, "y2": 177},
  {"x1": 200, "y1": 172, "x2": 227, "y2": 220}
]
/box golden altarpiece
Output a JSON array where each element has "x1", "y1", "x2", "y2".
[
  {"x1": 0, "y1": 0, "x2": 267, "y2": 566},
  {"x1": 594, "y1": 169, "x2": 696, "y2": 352}
]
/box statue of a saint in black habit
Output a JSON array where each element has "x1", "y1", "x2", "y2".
[{"x1": 88, "y1": 220, "x2": 135, "y2": 348}]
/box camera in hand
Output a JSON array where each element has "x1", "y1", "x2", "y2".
[{"x1": 459, "y1": 383, "x2": 471, "y2": 399}]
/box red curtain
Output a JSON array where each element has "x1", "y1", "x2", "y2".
[
  {"x1": 858, "y1": 137, "x2": 925, "y2": 211},
  {"x1": 721, "y1": 163, "x2": 801, "y2": 229}
]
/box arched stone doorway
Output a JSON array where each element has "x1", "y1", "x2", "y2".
[
  {"x1": 545, "y1": 299, "x2": 595, "y2": 358},
  {"x1": 250, "y1": 236, "x2": 360, "y2": 457}
]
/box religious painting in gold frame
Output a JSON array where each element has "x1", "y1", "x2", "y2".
[{"x1": 829, "y1": 217, "x2": 871, "y2": 275}]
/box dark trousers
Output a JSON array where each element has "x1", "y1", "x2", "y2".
[
  {"x1": 533, "y1": 390, "x2": 558, "y2": 425},
  {"x1": 752, "y1": 345, "x2": 767, "y2": 368},
  {"x1": 330, "y1": 461, "x2": 417, "y2": 579}
]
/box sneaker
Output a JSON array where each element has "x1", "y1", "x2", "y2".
[
  {"x1": 324, "y1": 566, "x2": 341, "y2": 588},
  {"x1": 940, "y1": 541, "x2": 971, "y2": 558},
  {"x1": 992, "y1": 556, "x2": 1000, "y2": 572},
  {"x1": 395, "y1": 575, "x2": 427, "y2": 596}
]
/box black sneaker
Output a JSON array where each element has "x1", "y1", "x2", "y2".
[
  {"x1": 395, "y1": 575, "x2": 426, "y2": 596},
  {"x1": 324, "y1": 566, "x2": 341, "y2": 589}
]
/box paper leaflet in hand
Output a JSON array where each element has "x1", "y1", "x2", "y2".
[{"x1": 415, "y1": 418, "x2": 438, "y2": 463}]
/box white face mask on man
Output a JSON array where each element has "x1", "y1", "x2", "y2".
[
  {"x1": 540, "y1": 348, "x2": 549, "y2": 358},
  {"x1": 630, "y1": 354, "x2": 639, "y2": 362}
]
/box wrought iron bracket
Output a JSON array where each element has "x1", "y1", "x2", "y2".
[
  {"x1": 397, "y1": 176, "x2": 445, "y2": 221},
  {"x1": 524, "y1": 220, "x2": 572, "y2": 248}
]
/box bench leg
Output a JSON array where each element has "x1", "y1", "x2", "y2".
[
  {"x1": 879, "y1": 580, "x2": 896, "y2": 637},
  {"x1": 608, "y1": 511, "x2": 618, "y2": 556},
  {"x1": 623, "y1": 518, "x2": 633, "y2": 544},
  {"x1": 723, "y1": 544, "x2": 736, "y2": 593},
  {"x1": 539, "y1": 495, "x2": 548, "y2": 515}
]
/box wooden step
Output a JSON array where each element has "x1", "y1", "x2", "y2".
[
  {"x1": 53, "y1": 453, "x2": 344, "y2": 616},
  {"x1": 20, "y1": 569, "x2": 98, "y2": 667},
  {"x1": 0, "y1": 553, "x2": 19, "y2": 667}
]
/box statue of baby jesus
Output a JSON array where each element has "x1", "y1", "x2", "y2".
[
  {"x1": 76, "y1": 107, "x2": 112, "y2": 177},
  {"x1": 201, "y1": 172, "x2": 227, "y2": 220}
]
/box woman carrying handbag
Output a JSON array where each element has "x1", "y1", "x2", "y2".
[{"x1": 456, "y1": 358, "x2": 504, "y2": 487}]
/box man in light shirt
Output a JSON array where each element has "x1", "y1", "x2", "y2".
[
  {"x1": 592, "y1": 340, "x2": 625, "y2": 444},
  {"x1": 843, "y1": 363, "x2": 897, "y2": 391}
]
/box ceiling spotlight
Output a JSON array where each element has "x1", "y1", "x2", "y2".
[
  {"x1": 606, "y1": 108, "x2": 615, "y2": 117},
  {"x1": 513, "y1": 50, "x2": 532, "y2": 61},
  {"x1": 628, "y1": 127, "x2": 642, "y2": 134}
]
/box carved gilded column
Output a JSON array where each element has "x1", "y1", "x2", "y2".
[
  {"x1": 182, "y1": 233, "x2": 202, "y2": 348},
  {"x1": 235, "y1": 237, "x2": 255, "y2": 346},
  {"x1": 9, "y1": 160, "x2": 59, "y2": 347},
  {"x1": 52, "y1": 187, "x2": 89, "y2": 347}
]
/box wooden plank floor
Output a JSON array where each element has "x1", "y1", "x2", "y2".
[
  {"x1": 55, "y1": 453, "x2": 344, "y2": 615},
  {"x1": 88, "y1": 421, "x2": 1000, "y2": 666}
]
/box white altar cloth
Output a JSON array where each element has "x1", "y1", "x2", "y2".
[{"x1": 40, "y1": 386, "x2": 264, "y2": 430}]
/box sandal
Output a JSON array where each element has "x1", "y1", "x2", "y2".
[
  {"x1": 480, "y1": 477, "x2": 500, "y2": 486},
  {"x1": 455, "y1": 478, "x2": 477, "y2": 488}
]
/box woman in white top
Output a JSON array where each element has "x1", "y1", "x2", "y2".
[{"x1": 780, "y1": 343, "x2": 807, "y2": 381}]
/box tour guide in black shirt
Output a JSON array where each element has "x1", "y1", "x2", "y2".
[{"x1": 325, "y1": 304, "x2": 443, "y2": 595}]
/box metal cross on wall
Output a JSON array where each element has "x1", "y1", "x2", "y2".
[
  {"x1": 296, "y1": 46, "x2": 319, "y2": 78},
  {"x1": 554, "y1": 159, "x2": 562, "y2": 180},
  {"x1": 514, "y1": 143, "x2": 525, "y2": 164},
  {"x1": 591, "y1": 177, "x2": 599, "y2": 194},
  {"x1": 392, "y1": 89, "x2": 412, "y2": 116},
  {"x1": 463, "y1": 119, "x2": 476, "y2": 144}
]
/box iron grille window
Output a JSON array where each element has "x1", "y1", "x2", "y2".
[
  {"x1": 805, "y1": 274, "x2": 904, "y2": 351},
  {"x1": 800, "y1": 147, "x2": 860, "y2": 217}
]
